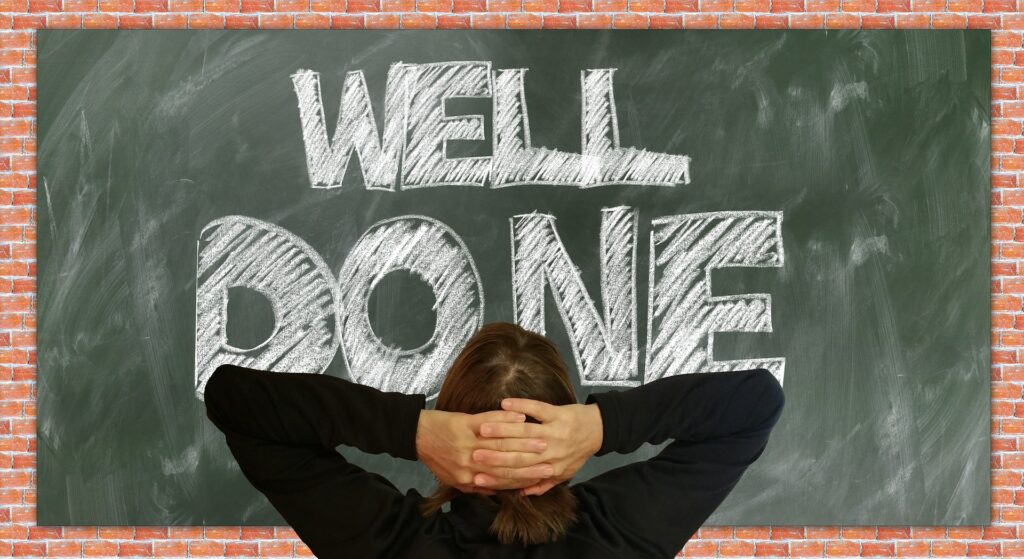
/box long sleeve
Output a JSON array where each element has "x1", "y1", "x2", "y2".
[
  {"x1": 203, "y1": 363, "x2": 426, "y2": 459},
  {"x1": 203, "y1": 363, "x2": 428, "y2": 559},
  {"x1": 574, "y1": 367, "x2": 785, "y2": 558}
]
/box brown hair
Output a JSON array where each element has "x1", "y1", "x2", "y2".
[{"x1": 419, "y1": 321, "x2": 579, "y2": 546}]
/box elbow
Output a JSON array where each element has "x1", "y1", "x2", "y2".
[
  {"x1": 749, "y1": 368, "x2": 785, "y2": 431},
  {"x1": 203, "y1": 364, "x2": 238, "y2": 422}
]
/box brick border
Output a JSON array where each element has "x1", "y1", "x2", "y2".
[{"x1": 1, "y1": 14, "x2": 1020, "y2": 559}]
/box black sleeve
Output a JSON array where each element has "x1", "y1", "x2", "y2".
[
  {"x1": 574, "y1": 368, "x2": 785, "y2": 558},
  {"x1": 203, "y1": 363, "x2": 428, "y2": 559}
]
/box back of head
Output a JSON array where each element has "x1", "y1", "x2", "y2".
[{"x1": 419, "y1": 322, "x2": 579, "y2": 546}]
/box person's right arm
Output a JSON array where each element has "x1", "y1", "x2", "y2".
[
  {"x1": 585, "y1": 368, "x2": 785, "y2": 557},
  {"x1": 477, "y1": 368, "x2": 785, "y2": 558}
]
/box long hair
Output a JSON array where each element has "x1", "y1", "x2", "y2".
[{"x1": 419, "y1": 321, "x2": 579, "y2": 546}]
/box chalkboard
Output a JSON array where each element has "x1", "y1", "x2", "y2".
[{"x1": 37, "y1": 30, "x2": 991, "y2": 527}]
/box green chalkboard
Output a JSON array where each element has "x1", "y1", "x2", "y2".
[{"x1": 37, "y1": 30, "x2": 991, "y2": 527}]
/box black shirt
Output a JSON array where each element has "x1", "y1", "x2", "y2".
[{"x1": 203, "y1": 363, "x2": 785, "y2": 559}]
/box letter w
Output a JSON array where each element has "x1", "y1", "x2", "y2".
[{"x1": 290, "y1": 67, "x2": 406, "y2": 190}]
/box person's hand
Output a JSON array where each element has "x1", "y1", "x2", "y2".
[
  {"x1": 415, "y1": 409, "x2": 553, "y2": 495},
  {"x1": 472, "y1": 399, "x2": 603, "y2": 496}
]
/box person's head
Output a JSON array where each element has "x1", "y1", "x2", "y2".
[{"x1": 419, "y1": 321, "x2": 579, "y2": 546}]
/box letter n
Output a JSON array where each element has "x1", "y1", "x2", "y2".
[{"x1": 511, "y1": 207, "x2": 639, "y2": 386}]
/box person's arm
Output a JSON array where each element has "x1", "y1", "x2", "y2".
[
  {"x1": 203, "y1": 363, "x2": 427, "y2": 559},
  {"x1": 574, "y1": 367, "x2": 786, "y2": 558},
  {"x1": 204, "y1": 363, "x2": 426, "y2": 459}
]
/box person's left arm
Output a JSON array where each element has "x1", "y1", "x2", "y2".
[{"x1": 203, "y1": 363, "x2": 426, "y2": 559}]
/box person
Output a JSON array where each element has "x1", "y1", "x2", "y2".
[{"x1": 203, "y1": 321, "x2": 785, "y2": 559}]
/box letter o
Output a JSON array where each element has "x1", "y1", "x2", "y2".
[{"x1": 337, "y1": 215, "x2": 485, "y2": 399}]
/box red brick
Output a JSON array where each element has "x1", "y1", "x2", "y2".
[
  {"x1": 946, "y1": 0, "x2": 980, "y2": 9},
  {"x1": 295, "y1": 12, "x2": 329, "y2": 26},
  {"x1": 699, "y1": 0, "x2": 729, "y2": 9},
  {"x1": 471, "y1": 12, "x2": 503, "y2": 25},
  {"x1": 12, "y1": 14, "x2": 45, "y2": 27},
  {"x1": 470, "y1": 12, "x2": 503, "y2": 26},
  {"x1": 862, "y1": 542, "x2": 895, "y2": 556},
  {"x1": 1004, "y1": 13, "x2": 1024, "y2": 28},
  {"x1": 82, "y1": 12, "x2": 116, "y2": 26},
  {"x1": 559, "y1": 0, "x2": 591, "y2": 11},
  {"x1": 770, "y1": 0, "x2": 802, "y2": 10},
  {"x1": 788, "y1": 12, "x2": 823, "y2": 26},
  {"x1": 983, "y1": 0, "x2": 1014, "y2": 9},
  {"x1": 134, "y1": 0, "x2": 168, "y2": 12},
  {"x1": 840, "y1": 0, "x2": 873, "y2": 10},
  {"x1": 649, "y1": 13, "x2": 681, "y2": 26},
  {"x1": 804, "y1": 0, "x2": 838, "y2": 9},
  {"x1": 506, "y1": 12, "x2": 540, "y2": 26},
  {"x1": 992, "y1": 31, "x2": 1022, "y2": 49},
  {"x1": 824, "y1": 12, "x2": 858, "y2": 26},
  {"x1": 894, "y1": 13, "x2": 929, "y2": 26},
  {"x1": 755, "y1": 14, "x2": 787, "y2": 26},
  {"x1": 932, "y1": 13, "x2": 966, "y2": 27},
  {"x1": 26, "y1": 0, "x2": 58, "y2": 12},
  {"x1": 542, "y1": 13, "x2": 575, "y2": 26},
  {"x1": 862, "y1": 14, "x2": 893, "y2": 27},
  {"x1": 613, "y1": 12, "x2": 646, "y2": 25},
  {"x1": 0, "y1": 2, "x2": 27, "y2": 16},
  {"x1": 488, "y1": 0, "x2": 520, "y2": 11},
  {"x1": 417, "y1": 0, "x2": 451, "y2": 10},
  {"x1": 755, "y1": 542, "x2": 789, "y2": 555},
  {"x1": 720, "y1": 540, "x2": 755, "y2": 556},
  {"x1": 258, "y1": 13, "x2": 293, "y2": 25},
  {"x1": 188, "y1": 12, "x2": 224, "y2": 26},
  {"x1": 401, "y1": 12, "x2": 435, "y2": 27},
  {"x1": 629, "y1": 0, "x2": 663, "y2": 11},
  {"x1": 347, "y1": 0, "x2": 378, "y2": 10},
  {"x1": 153, "y1": 12, "x2": 188, "y2": 25},
  {"x1": 205, "y1": 0, "x2": 238, "y2": 10},
  {"x1": 97, "y1": 0, "x2": 131, "y2": 11},
  {"x1": 311, "y1": 0, "x2": 343, "y2": 9},
  {"x1": 681, "y1": 540, "x2": 716, "y2": 556},
  {"x1": 968, "y1": 542, "x2": 1001, "y2": 557},
  {"x1": 437, "y1": 13, "x2": 468, "y2": 26},
  {"x1": 720, "y1": 12, "x2": 754, "y2": 26},
  {"x1": 578, "y1": 12, "x2": 612, "y2": 25},
  {"x1": 896, "y1": 541, "x2": 930, "y2": 557},
  {"x1": 241, "y1": 0, "x2": 273, "y2": 11}
]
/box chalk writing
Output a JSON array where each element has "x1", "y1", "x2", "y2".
[{"x1": 290, "y1": 62, "x2": 692, "y2": 190}]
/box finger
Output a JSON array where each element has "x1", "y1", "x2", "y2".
[
  {"x1": 472, "y1": 448, "x2": 547, "y2": 468},
  {"x1": 469, "y1": 410, "x2": 526, "y2": 427},
  {"x1": 474, "y1": 437, "x2": 547, "y2": 454},
  {"x1": 479, "y1": 421, "x2": 546, "y2": 438},
  {"x1": 456, "y1": 484, "x2": 497, "y2": 496},
  {"x1": 472, "y1": 463, "x2": 554, "y2": 483},
  {"x1": 521, "y1": 479, "x2": 559, "y2": 496},
  {"x1": 500, "y1": 398, "x2": 560, "y2": 422},
  {"x1": 472, "y1": 474, "x2": 542, "y2": 490}
]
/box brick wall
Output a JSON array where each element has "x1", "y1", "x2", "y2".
[{"x1": 0, "y1": 12, "x2": 1018, "y2": 559}]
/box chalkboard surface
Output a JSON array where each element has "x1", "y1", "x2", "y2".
[{"x1": 37, "y1": 30, "x2": 990, "y2": 527}]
